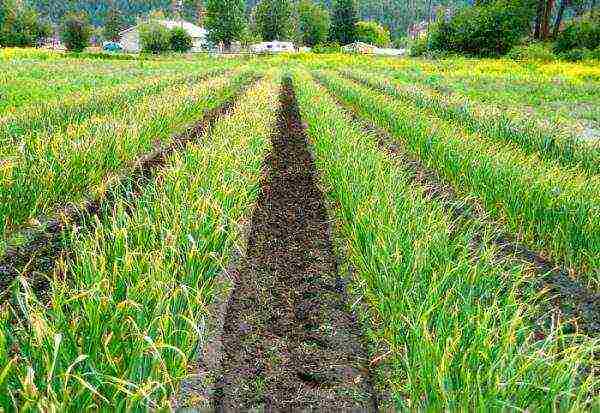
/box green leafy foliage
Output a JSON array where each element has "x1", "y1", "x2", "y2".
[
  {"x1": 25, "y1": 0, "x2": 474, "y2": 46},
  {"x1": 554, "y1": 15, "x2": 600, "y2": 54},
  {"x1": 297, "y1": 0, "x2": 330, "y2": 46},
  {"x1": 253, "y1": 0, "x2": 294, "y2": 41},
  {"x1": 311, "y1": 41, "x2": 341, "y2": 53},
  {"x1": 205, "y1": 0, "x2": 247, "y2": 47},
  {"x1": 422, "y1": 0, "x2": 535, "y2": 56},
  {"x1": 169, "y1": 26, "x2": 193, "y2": 52},
  {"x1": 0, "y1": 0, "x2": 50, "y2": 47},
  {"x1": 60, "y1": 11, "x2": 92, "y2": 52},
  {"x1": 329, "y1": 0, "x2": 358, "y2": 44},
  {"x1": 355, "y1": 20, "x2": 390, "y2": 47},
  {"x1": 559, "y1": 47, "x2": 600, "y2": 61},
  {"x1": 103, "y1": 5, "x2": 124, "y2": 41},
  {"x1": 138, "y1": 20, "x2": 170, "y2": 53},
  {"x1": 507, "y1": 42, "x2": 556, "y2": 62}
]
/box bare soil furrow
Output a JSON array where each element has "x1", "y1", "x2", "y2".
[
  {"x1": 314, "y1": 75, "x2": 600, "y2": 337},
  {"x1": 214, "y1": 78, "x2": 378, "y2": 410},
  {"x1": 0, "y1": 76, "x2": 260, "y2": 302}
]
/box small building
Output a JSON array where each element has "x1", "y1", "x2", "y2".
[
  {"x1": 374, "y1": 47, "x2": 407, "y2": 57},
  {"x1": 119, "y1": 19, "x2": 208, "y2": 53},
  {"x1": 250, "y1": 41, "x2": 296, "y2": 54}
]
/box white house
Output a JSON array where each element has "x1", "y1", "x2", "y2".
[
  {"x1": 250, "y1": 41, "x2": 296, "y2": 54},
  {"x1": 119, "y1": 19, "x2": 208, "y2": 53}
]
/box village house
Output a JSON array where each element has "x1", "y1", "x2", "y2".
[
  {"x1": 250, "y1": 41, "x2": 296, "y2": 54},
  {"x1": 119, "y1": 19, "x2": 208, "y2": 53}
]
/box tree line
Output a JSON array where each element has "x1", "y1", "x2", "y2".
[
  {"x1": 19, "y1": 0, "x2": 469, "y2": 42},
  {"x1": 2, "y1": 0, "x2": 597, "y2": 54},
  {"x1": 1, "y1": 0, "x2": 394, "y2": 50},
  {"x1": 413, "y1": 0, "x2": 598, "y2": 59}
]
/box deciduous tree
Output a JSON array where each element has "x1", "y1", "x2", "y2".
[
  {"x1": 355, "y1": 20, "x2": 391, "y2": 46},
  {"x1": 60, "y1": 11, "x2": 92, "y2": 52},
  {"x1": 1, "y1": 0, "x2": 51, "y2": 47},
  {"x1": 297, "y1": 0, "x2": 329, "y2": 46},
  {"x1": 253, "y1": 0, "x2": 294, "y2": 41},
  {"x1": 169, "y1": 26, "x2": 193, "y2": 51},
  {"x1": 139, "y1": 19, "x2": 170, "y2": 53},
  {"x1": 103, "y1": 3, "x2": 123, "y2": 41},
  {"x1": 205, "y1": 0, "x2": 246, "y2": 48}
]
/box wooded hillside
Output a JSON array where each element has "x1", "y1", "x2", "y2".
[{"x1": 30, "y1": 0, "x2": 468, "y2": 38}]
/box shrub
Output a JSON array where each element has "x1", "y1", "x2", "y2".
[
  {"x1": 587, "y1": 48, "x2": 600, "y2": 61},
  {"x1": 0, "y1": 0, "x2": 51, "y2": 47},
  {"x1": 139, "y1": 21, "x2": 170, "y2": 54},
  {"x1": 425, "y1": 0, "x2": 534, "y2": 57},
  {"x1": 393, "y1": 36, "x2": 411, "y2": 49},
  {"x1": 554, "y1": 17, "x2": 600, "y2": 54},
  {"x1": 355, "y1": 20, "x2": 391, "y2": 47},
  {"x1": 60, "y1": 11, "x2": 92, "y2": 52},
  {"x1": 409, "y1": 36, "x2": 428, "y2": 56},
  {"x1": 312, "y1": 42, "x2": 341, "y2": 54},
  {"x1": 169, "y1": 27, "x2": 193, "y2": 52},
  {"x1": 559, "y1": 48, "x2": 589, "y2": 62},
  {"x1": 507, "y1": 43, "x2": 556, "y2": 62}
]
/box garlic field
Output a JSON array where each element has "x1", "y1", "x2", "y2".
[{"x1": 1, "y1": 48, "x2": 599, "y2": 410}]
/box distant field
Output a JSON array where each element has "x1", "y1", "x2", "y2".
[{"x1": 1, "y1": 48, "x2": 599, "y2": 410}]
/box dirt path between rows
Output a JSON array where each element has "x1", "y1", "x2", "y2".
[
  {"x1": 214, "y1": 79, "x2": 378, "y2": 410},
  {"x1": 0, "y1": 76, "x2": 259, "y2": 303},
  {"x1": 314, "y1": 74, "x2": 600, "y2": 338}
]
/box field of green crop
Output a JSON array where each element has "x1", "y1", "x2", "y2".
[{"x1": 1, "y1": 48, "x2": 599, "y2": 410}]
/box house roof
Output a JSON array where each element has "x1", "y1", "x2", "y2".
[{"x1": 120, "y1": 19, "x2": 207, "y2": 38}]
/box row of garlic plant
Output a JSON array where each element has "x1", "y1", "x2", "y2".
[
  {"x1": 342, "y1": 68, "x2": 600, "y2": 176},
  {"x1": 292, "y1": 69, "x2": 599, "y2": 410},
  {"x1": 0, "y1": 53, "x2": 232, "y2": 113},
  {"x1": 1, "y1": 57, "x2": 169, "y2": 114},
  {"x1": 0, "y1": 71, "x2": 279, "y2": 410},
  {"x1": 314, "y1": 70, "x2": 600, "y2": 289},
  {"x1": 373, "y1": 57, "x2": 600, "y2": 110},
  {"x1": 0, "y1": 69, "x2": 254, "y2": 236},
  {"x1": 0, "y1": 62, "x2": 239, "y2": 146},
  {"x1": 346, "y1": 57, "x2": 600, "y2": 143}
]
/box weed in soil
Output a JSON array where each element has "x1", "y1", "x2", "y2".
[{"x1": 215, "y1": 78, "x2": 378, "y2": 410}]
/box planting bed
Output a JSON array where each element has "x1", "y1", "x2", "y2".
[
  {"x1": 215, "y1": 79, "x2": 377, "y2": 409},
  {"x1": 0, "y1": 51, "x2": 599, "y2": 410},
  {"x1": 0, "y1": 73, "x2": 259, "y2": 304},
  {"x1": 313, "y1": 74, "x2": 600, "y2": 337}
]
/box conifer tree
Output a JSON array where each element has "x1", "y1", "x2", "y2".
[
  {"x1": 103, "y1": 2, "x2": 123, "y2": 41},
  {"x1": 330, "y1": 0, "x2": 358, "y2": 44}
]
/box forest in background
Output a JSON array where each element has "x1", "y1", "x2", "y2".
[{"x1": 29, "y1": 0, "x2": 468, "y2": 39}]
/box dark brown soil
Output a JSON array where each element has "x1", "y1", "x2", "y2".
[
  {"x1": 315, "y1": 74, "x2": 600, "y2": 337},
  {"x1": 0, "y1": 76, "x2": 259, "y2": 303},
  {"x1": 214, "y1": 79, "x2": 378, "y2": 410}
]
